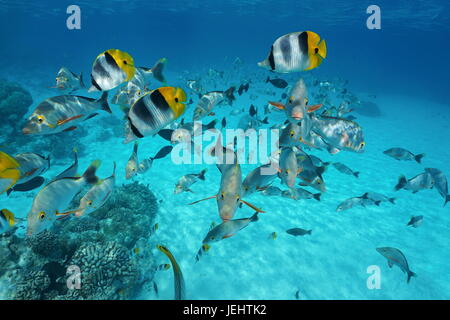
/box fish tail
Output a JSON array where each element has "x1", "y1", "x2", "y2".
[
  {"x1": 308, "y1": 230, "x2": 312, "y2": 235},
  {"x1": 265, "y1": 76, "x2": 270, "y2": 83},
  {"x1": 205, "y1": 119, "x2": 217, "y2": 130},
  {"x1": 313, "y1": 193, "x2": 321, "y2": 201},
  {"x1": 98, "y1": 91, "x2": 112, "y2": 114},
  {"x1": 445, "y1": 195, "x2": 450, "y2": 207},
  {"x1": 414, "y1": 153, "x2": 425, "y2": 163},
  {"x1": 133, "y1": 141, "x2": 139, "y2": 154},
  {"x1": 407, "y1": 271, "x2": 417, "y2": 283},
  {"x1": 157, "y1": 129, "x2": 174, "y2": 142},
  {"x1": 394, "y1": 175, "x2": 407, "y2": 191},
  {"x1": 262, "y1": 116, "x2": 269, "y2": 124},
  {"x1": 389, "y1": 197, "x2": 396, "y2": 204},
  {"x1": 354, "y1": 171, "x2": 360, "y2": 178},
  {"x1": 197, "y1": 169, "x2": 207, "y2": 181},
  {"x1": 151, "y1": 58, "x2": 167, "y2": 83},
  {"x1": 82, "y1": 160, "x2": 101, "y2": 184},
  {"x1": 152, "y1": 145, "x2": 173, "y2": 160},
  {"x1": 6, "y1": 188, "x2": 13, "y2": 196},
  {"x1": 250, "y1": 212, "x2": 259, "y2": 222}
]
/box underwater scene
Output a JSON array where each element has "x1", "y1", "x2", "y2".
[{"x1": 0, "y1": 0, "x2": 449, "y2": 301}]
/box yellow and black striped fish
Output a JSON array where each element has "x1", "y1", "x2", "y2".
[
  {"x1": 0, "y1": 209, "x2": 15, "y2": 234},
  {"x1": 124, "y1": 87, "x2": 187, "y2": 144},
  {"x1": 258, "y1": 31, "x2": 326, "y2": 73},
  {"x1": 89, "y1": 49, "x2": 136, "y2": 92}
]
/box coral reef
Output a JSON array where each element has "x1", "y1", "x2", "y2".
[
  {"x1": 0, "y1": 182, "x2": 158, "y2": 300},
  {"x1": 0, "y1": 78, "x2": 33, "y2": 131}
]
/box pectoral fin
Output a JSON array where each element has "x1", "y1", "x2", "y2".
[
  {"x1": 268, "y1": 101, "x2": 285, "y2": 110},
  {"x1": 188, "y1": 195, "x2": 217, "y2": 205},
  {"x1": 240, "y1": 200, "x2": 265, "y2": 213},
  {"x1": 307, "y1": 104, "x2": 323, "y2": 113}
]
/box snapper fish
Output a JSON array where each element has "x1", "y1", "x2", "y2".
[
  {"x1": 242, "y1": 163, "x2": 278, "y2": 197},
  {"x1": 332, "y1": 162, "x2": 360, "y2": 178},
  {"x1": 336, "y1": 196, "x2": 365, "y2": 212},
  {"x1": 174, "y1": 169, "x2": 207, "y2": 194},
  {"x1": 125, "y1": 142, "x2": 173, "y2": 179},
  {"x1": 53, "y1": 67, "x2": 85, "y2": 93},
  {"x1": 395, "y1": 172, "x2": 434, "y2": 193},
  {"x1": 75, "y1": 162, "x2": 116, "y2": 217},
  {"x1": 278, "y1": 147, "x2": 300, "y2": 188},
  {"x1": 124, "y1": 87, "x2": 187, "y2": 144},
  {"x1": 376, "y1": 247, "x2": 416, "y2": 283},
  {"x1": 26, "y1": 160, "x2": 101, "y2": 236},
  {"x1": 89, "y1": 49, "x2": 136, "y2": 92},
  {"x1": 258, "y1": 31, "x2": 326, "y2": 73},
  {"x1": 282, "y1": 187, "x2": 321, "y2": 201},
  {"x1": 407, "y1": 215, "x2": 423, "y2": 228},
  {"x1": 424, "y1": 168, "x2": 450, "y2": 206},
  {"x1": 156, "y1": 245, "x2": 185, "y2": 300},
  {"x1": 383, "y1": 148, "x2": 425, "y2": 164},
  {"x1": 361, "y1": 192, "x2": 395, "y2": 204},
  {"x1": 259, "y1": 185, "x2": 283, "y2": 197},
  {"x1": 202, "y1": 212, "x2": 259, "y2": 244},
  {"x1": 193, "y1": 91, "x2": 225, "y2": 121},
  {"x1": 286, "y1": 228, "x2": 312, "y2": 236},
  {"x1": 311, "y1": 115, "x2": 365, "y2": 153},
  {"x1": 22, "y1": 92, "x2": 112, "y2": 135}
]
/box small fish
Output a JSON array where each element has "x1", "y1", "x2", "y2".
[
  {"x1": 249, "y1": 104, "x2": 257, "y2": 117},
  {"x1": 22, "y1": 92, "x2": 112, "y2": 135},
  {"x1": 156, "y1": 244, "x2": 186, "y2": 300},
  {"x1": 124, "y1": 87, "x2": 187, "y2": 143},
  {"x1": 258, "y1": 31, "x2": 326, "y2": 73},
  {"x1": 193, "y1": 91, "x2": 225, "y2": 121},
  {"x1": 26, "y1": 160, "x2": 101, "y2": 236},
  {"x1": 283, "y1": 188, "x2": 321, "y2": 201},
  {"x1": 424, "y1": 168, "x2": 449, "y2": 206},
  {"x1": 361, "y1": 192, "x2": 395, "y2": 204},
  {"x1": 89, "y1": 49, "x2": 136, "y2": 92},
  {"x1": 186, "y1": 80, "x2": 202, "y2": 93},
  {"x1": 407, "y1": 216, "x2": 423, "y2": 228},
  {"x1": 266, "y1": 77, "x2": 288, "y2": 89},
  {"x1": 202, "y1": 212, "x2": 259, "y2": 243},
  {"x1": 155, "y1": 264, "x2": 171, "y2": 271},
  {"x1": 195, "y1": 243, "x2": 211, "y2": 262},
  {"x1": 237, "y1": 83, "x2": 249, "y2": 95},
  {"x1": 75, "y1": 162, "x2": 116, "y2": 217},
  {"x1": 376, "y1": 247, "x2": 416, "y2": 283},
  {"x1": 126, "y1": 142, "x2": 173, "y2": 179},
  {"x1": 138, "y1": 57, "x2": 168, "y2": 83},
  {"x1": 286, "y1": 228, "x2": 312, "y2": 236},
  {"x1": 221, "y1": 117, "x2": 227, "y2": 129},
  {"x1": 242, "y1": 163, "x2": 277, "y2": 197},
  {"x1": 268, "y1": 232, "x2": 277, "y2": 240},
  {"x1": 395, "y1": 172, "x2": 434, "y2": 193},
  {"x1": 383, "y1": 148, "x2": 425, "y2": 164},
  {"x1": 332, "y1": 162, "x2": 359, "y2": 178},
  {"x1": 174, "y1": 169, "x2": 207, "y2": 194},
  {"x1": 150, "y1": 223, "x2": 159, "y2": 235},
  {"x1": 260, "y1": 186, "x2": 283, "y2": 197},
  {"x1": 0, "y1": 209, "x2": 15, "y2": 234},
  {"x1": 53, "y1": 67, "x2": 85, "y2": 92},
  {"x1": 336, "y1": 196, "x2": 365, "y2": 212},
  {"x1": 278, "y1": 147, "x2": 301, "y2": 188}
]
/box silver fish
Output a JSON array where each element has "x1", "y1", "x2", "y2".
[
  {"x1": 425, "y1": 168, "x2": 449, "y2": 206},
  {"x1": 376, "y1": 247, "x2": 416, "y2": 283},
  {"x1": 395, "y1": 172, "x2": 434, "y2": 193},
  {"x1": 383, "y1": 148, "x2": 425, "y2": 163},
  {"x1": 202, "y1": 212, "x2": 258, "y2": 244},
  {"x1": 174, "y1": 169, "x2": 207, "y2": 194},
  {"x1": 332, "y1": 162, "x2": 359, "y2": 178},
  {"x1": 407, "y1": 216, "x2": 423, "y2": 228}
]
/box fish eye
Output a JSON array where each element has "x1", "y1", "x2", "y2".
[
  {"x1": 39, "y1": 211, "x2": 46, "y2": 220},
  {"x1": 211, "y1": 236, "x2": 215, "y2": 240},
  {"x1": 123, "y1": 60, "x2": 127, "y2": 65},
  {"x1": 289, "y1": 130, "x2": 295, "y2": 137},
  {"x1": 87, "y1": 200, "x2": 93, "y2": 206},
  {"x1": 317, "y1": 180, "x2": 322, "y2": 184},
  {"x1": 314, "y1": 48, "x2": 319, "y2": 54},
  {"x1": 285, "y1": 169, "x2": 290, "y2": 173},
  {"x1": 175, "y1": 98, "x2": 179, "y2": 103},
  {"x1": 305, "y1": 98, "x2": 309, "y2": 105},
  {"x1": 236, "y1": 196, "x2": 240, "y2": 202},
  {"x1": 37, "y1": 115, "x2": 45, "y2": 123},
  {"x1": 221, "y1": 192, "x2": 225, "y2": 200}
]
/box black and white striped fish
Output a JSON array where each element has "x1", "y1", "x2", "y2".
[{"x1": 258, "y1": 31, "x2": 326, "y2": 73}]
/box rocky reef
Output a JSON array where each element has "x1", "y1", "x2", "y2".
[
  {"x1": 0, "y1": 182, "x2": 159, "y2": 300},
  {"x1": 0, "y1": 78, "x2": 33, "y2": 132}
]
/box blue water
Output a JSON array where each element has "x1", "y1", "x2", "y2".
[{"x1": 0, "y1": 0, "x2": 450, "y2": 300}]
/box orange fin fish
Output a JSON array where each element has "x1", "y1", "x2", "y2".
[{"x1": 307, "y1": 104, "x2": 323, "y2": 113}]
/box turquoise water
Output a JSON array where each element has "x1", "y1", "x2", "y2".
[{"x1": 0, "y1": 1, "x2": 449, "y2": 300}]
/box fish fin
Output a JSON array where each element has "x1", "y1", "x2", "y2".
[
  {"x1": 222, "y1": 233, "x2": 236, "y2": 239},
  {"x1": 354, "y1": 171, "x2": 360, "y2": 178},
  {"x1": 8, "y1": 176, "x2": 45, "y2": 193},
  {"x1": 157, "y1": 129, "x2": 174, "y2": 142},
  {"x1": 374, "y1": 200, "x2": 381, "y2": 206},
  {"x1": 307, "y1": 104, "x2": 323, "y2": 113},
  {"x1": 261, "y1": 116, "x2": 269, "y2": 124},
  {"x1": 84, "y1": 113, "x2": 99, "y2": 121},
  {"x1": 240, "y1": 200, "x2": 265, "y2": 213},
  {"x1": 394, "y1": 175, "x2": 407, "y2": 191},
  {"x1": 407, "y1": 271, "x2": 417, "y2": 283},
  {"x1": 445, "y1": 195, "x2": 450, "y2": 207},
  {"x1": 150, "y1": 58, "x2": 167, "y2": 83},
  {"x1": 98, "y1": 91, "x2": 112, "y2": 114},
  {"x1": 63, "y1": 126, "x2": 77, "y2": 132},
  {"x1": 268, "y1": 101, "x2": 285, "y2": 110},
  {"x1": 265, "y1": 76, "x2": 270, "y2": 83},
  {"x1": 387, "y1": 260, "x2": 394, "y2": 268},
  {"x1": 414, "y1": 153, "x2": 425, "y2": 164},
  {"x1": 250, "y1": 212, "x2": 259, "y2": 222},
  {"x1": 188, "y1": 195, "x2": 217, "y2": 205},
  {"x1": 79, "y1": 72, "x2": 85, "y2": 88},
  {"x1": 152, "y1": 145, "x2": 173, "y2": 160},
  {"x1": 313, "y1": 193, "x2": 321, "y2": 201},
  {"x1": 1, "y1": 209, "x2": 15, "y2": 226},
  {"x1": 82, "y1": 160, "x2": 101, "y2": 184},
  {"x1": 57, "y1": 115, "x2": 84, "y2": 126},
  {"x1": 389, "y1": 197, "x2": 396, "y2": 204},
  {"x1": 197, "y1": 169, "x2": 207, "y2": 181}
]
